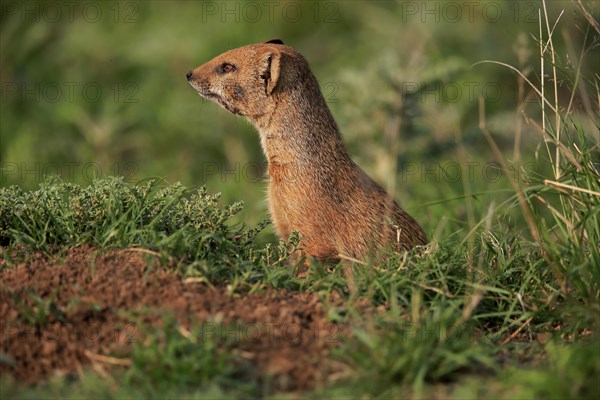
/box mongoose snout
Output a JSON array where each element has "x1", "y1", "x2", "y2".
[
  {"x1": 187, "y1": 67, "x2": 245, "y2": 116},
  {"x1": 187, "y1": 39, "x2": 427, "y2": 263}
]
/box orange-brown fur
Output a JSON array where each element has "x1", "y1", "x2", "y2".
[{"x1": 187, "y1": 40, "x2": 427, "y2": 262}]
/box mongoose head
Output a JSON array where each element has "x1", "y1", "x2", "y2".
[{"x1": 186, "y1": 39, "x2": 315, "y2": 123}]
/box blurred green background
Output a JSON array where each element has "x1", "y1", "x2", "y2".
[{"x1": 1, "y1": 0, "x2": 597, "y2": 240}]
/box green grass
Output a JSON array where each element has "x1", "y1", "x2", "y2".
[
  {"x1": 1, "y1": 122, "x2": 598, "y2": 398},
  {"x1": 123, "y1": 317, "x2": 259, "y2": 397},
  {"x1": 0, "y1": 176, "x2": 288, "y2": 284}
]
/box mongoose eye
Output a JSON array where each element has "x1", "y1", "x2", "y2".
[{"x1": 217, "y1": 63, "x2": 236, "y2": 74}]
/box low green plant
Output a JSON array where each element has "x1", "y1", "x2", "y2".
[
  {"x1": 124, "y1": 317, "x2": 258, "y2": 396},
  {"x1": 2, "y1": 288, "x2": 65, "y2": 327},
  {"x1": 337, "y1": 304, "x2": 493, "y2": 396}
]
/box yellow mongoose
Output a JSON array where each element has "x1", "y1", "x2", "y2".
[{"x1": 187, "y1": 39, "x2": 427, "y2": 263}]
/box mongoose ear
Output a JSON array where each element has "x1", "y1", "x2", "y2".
[
  {"x1": 260, "y1": 49, "x2": 282, "y2": 95},
  {"x1": 264, "y1": 39, "x2": 284, "y2": 45}
]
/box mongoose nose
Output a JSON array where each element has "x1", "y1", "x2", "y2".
[{"x1": 186, "y1": 71, "x2": 193, "y2": 80}]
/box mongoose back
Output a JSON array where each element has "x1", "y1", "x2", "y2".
[{"x1": 187, "y1": 39, "x2": 427, "y2": 262}]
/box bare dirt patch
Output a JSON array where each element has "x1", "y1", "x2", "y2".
[{"x1": 0, "y1": 246, "x2": 341, "y2": 392}]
